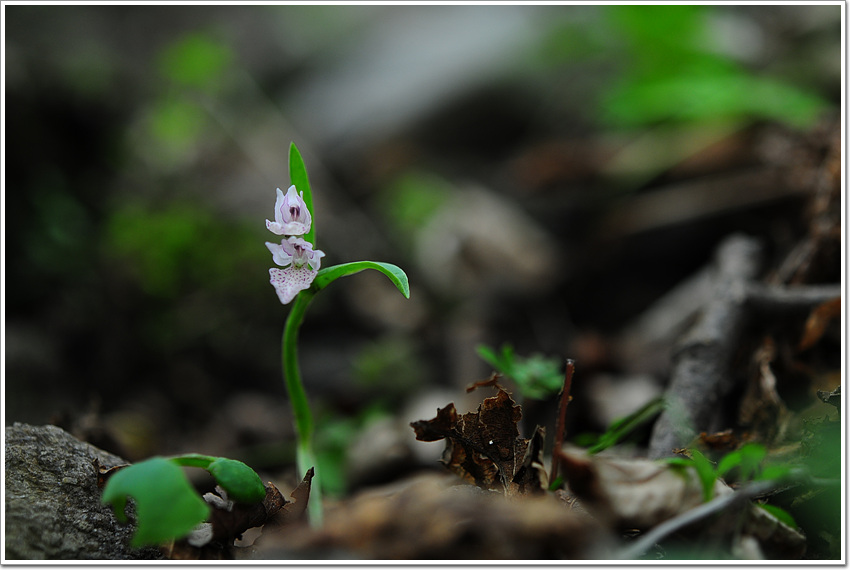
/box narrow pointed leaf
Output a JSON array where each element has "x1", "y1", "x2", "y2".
[
  {"x1": 289, "y1": 143, "x2": 316, "y2": 247},
  {"x1": 313, "y1": 261, "x2": 410, "y2": 299},
  {"x1": 758, "y1": 503, "x2": 798, "y2": 529}
]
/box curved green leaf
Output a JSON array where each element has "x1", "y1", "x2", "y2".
[
  {"x1": 208, "y1": 458, "x2": 266, "y2": 503},
  {"x1": 101, "y1": 457, "x2": 210, "y2": 547},
  {"x1": 289, "y1": 143, "x2": 316, "y2": 247},
  {"x1": 170, "y1": 453, "x2": 216, "y2": 469},
  {"x1": 758, "y1": 503, "x2": 798, "y2": 529},
  {"x1": 313, "y1": 261, "x2": 410, "y2": 299},
  {"x1": 170, "y1": 453, "x2": 265, "y2": 503},
  {"x1": 689, "y1": 449, "x2": 718, "y2": 503}
]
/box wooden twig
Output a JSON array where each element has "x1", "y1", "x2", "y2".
[
  {"x1": 549, "y1": 359, "x2": 575, "y2": 484},
  {"x1": 647, "y1": 233, "x2": 842, "y2": 459},
  {"x1": 615, "y1": 479, "x2": 779, "y2": 560},
  {"x1": 746, "y1": 283, "x2": 841, "y2": 317},
  {"x1": 648, "y1": 234, "x2": 762, "y2": 459}
]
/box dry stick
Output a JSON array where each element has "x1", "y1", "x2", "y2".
[
  {"x1": 549, "y1": 359, "x2": 575, "y2": 485},
  {"x1": 615, "y1": 479, "x2": 779, "y2": 560},
  {"x1": 647, "y1": 235, "x2": 841, "y2": 459},
  {"x1": 746, "y1": 283, "x2": 841, "y2": 317},
  {"x1": 647, "y1": 234, "x2": 762, "y2": 459}
]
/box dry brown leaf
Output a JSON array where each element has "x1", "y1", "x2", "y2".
[
  {"x1": 163, "y1": 480, "x2": 290, "y2": 560},
  {"x1": 739, "y1": 337, "x2": 793, "y2": 443},
  {"x1": 798, "y1": 297, "x2": 841, "y2": 351},
  {"x1": 556, "y1": 445, "x2": 731, "y2": 530},
  {"x1": 698, "y1": 429, "x2": 740, "y2": 452},
  {"x1": 410, "y1": 387, "x2": 546, "y2": 495},
  {"x1": 261, "y1": 467, "x2": 314, "y2": 536}
]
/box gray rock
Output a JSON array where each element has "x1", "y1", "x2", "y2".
[{"x1": 4, "y1": 423, "x2": 163, "y2": 560}]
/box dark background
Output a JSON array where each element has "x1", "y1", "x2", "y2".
[{"x1": 4, "y1": 4, "x2": 842, "y2": 494}]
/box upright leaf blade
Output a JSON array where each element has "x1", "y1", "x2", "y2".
[
  {"x1": 289, "y1": 143, "x2": 316, "y2": 247},
  {"x1": 689, "y1": 449, "x2": 718, "y2": 502},
  {"x1": 313, "y1": 261, "x2": 410, "y2": 299}
]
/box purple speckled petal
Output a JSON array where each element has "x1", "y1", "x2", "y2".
[{"x1": 269, "y1": 265, "x2": 318, "y2": 304}]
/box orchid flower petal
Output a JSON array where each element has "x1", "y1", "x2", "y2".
[
  {"x1": 269, "y1": 266, "x2": 317, "y2": 305},
  {"x1": 266, "y1": 241, "x2": 293, "y2": 267},
  {"x1": 280, "y1": 236, "x2": 325, "y2": 270},
  {"x1": 266, "y1": 185, "x2": 311, "y2": 236}
]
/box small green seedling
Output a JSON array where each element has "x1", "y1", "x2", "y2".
[
  {"x1": 476, "y1": 343, "x2": 563, "y2": 400},
  {"x1": 101, "y1": 454, "x2": 265, "y2": 546},
  {"x1": 582, "y1": 397, "x2": 666, "y2": 455},
  {"x1": 663, "y1": 443, "x2": 797, "y2": 526},
  {"x1": 265, "y1": 143, "x2": 410, "y2": 526}
]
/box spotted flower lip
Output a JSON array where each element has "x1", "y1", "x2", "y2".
[
  {"x1": 269, "y1": 265, "x2": 317, "y2": 305},
  {"x1": 266, "y1": 236, "x2": 325, "y2": 304},
  {"x1": 266, "y1": 185, "x2": 312, "y2": 236}
]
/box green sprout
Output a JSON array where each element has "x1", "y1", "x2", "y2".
[
  {"x1": 580, "y1": 397, "x2": 666, "y2": 455},
  {"x1": 664, "y1": 443, "x2": 797, "y2": 526},
  {"x1": 101, "y1": 454, "x2": 265, "y2": 546},
  {"x1": 475, "y1": 343, "x2": 563, "y2": 400},
  {"x1": 265, "y1": 143, "x2": 410, "y2": 526}
]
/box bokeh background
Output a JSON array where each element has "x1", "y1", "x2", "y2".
[{"x1": 4, "y1": 4, "x2": 842, "y2": 495}]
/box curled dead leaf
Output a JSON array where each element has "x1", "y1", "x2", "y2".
[
  {"x1": 555, "y1": 445, "x2": 730, "y2": 530},
  {"x1": 798, "y1": 297, "x2": 840, "y2": 351},
  {"x1": 410, "y1": 387, "x2": 546, "y2": 495}
]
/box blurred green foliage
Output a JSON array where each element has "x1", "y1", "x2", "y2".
[
  {"x1": 315, "y1": 404, "x2": 388, "y2": 497},
  {"x1": 143, "y1": 31, "x2": 234, "y2": 167},
  {"x1": 147, "y1": 96, "x2": 209, "y2": 157},
  {"x1": 27, "y1": 181, "x2": 96, "y2": 278},
  {"x1": 158, "y1": 32, "x2": 233, "y2": 91},
  {"x1": 312, "y1": 336, "x2": 423, "y2": 497},
  {"x1": 536, "y1": 5, "x2": 830, "y2": 130},
  {"x1": 104, "y1": 201, "x2": 267, "y2": 298},
  {"x1": 376, "y1": 170, "x2": 453, "y2": 250},
  {"x1": 476, "y1": 343, "x2": 564, "y2": 400},
  {"x1": 352, "y1": 336, "x2": 424, "y2": 403},
  {"x1": 600, "y1": 5, "x2": 828, "y2": 128}
]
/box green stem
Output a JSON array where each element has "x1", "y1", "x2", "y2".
[{"x1": 282, "y1": 288, "x2": 323, "y2": 527}]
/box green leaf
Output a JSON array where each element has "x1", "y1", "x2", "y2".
[
  {"x1": 475, "y1": 343, "x2": 517, "y2": 378},
  {"x1": 758, "y1": 503, "x2": 798, "y2": 529},
  {"x1": 690, "y1": 449, "x2": 718, "y2": 502},
  {"x1": 101, "y1": 457, "x2": 211, "y2": 547},
  {"x1": 475, "y1": 344, "x2": 504, "y2": 371},
  {"x1": 737, "y1": 443, "x2": 767, "y2": 481},
  {"x1": 756, "y1": 464, "x2": 792, "y2": 482},
  {"x1": 587, "y1": 397, "x2": 665, "y2": 454},
  {"x1": 548, "y1": 476, "x2": 565, "y2": 492},
  {"x1": 715, "y1": 449, "x2": 742, "y2": 479},
  {"x1": 313, "y1": 261, "x2": 410, "y2": 299},
  {"x1": 158, "y1": 32, "x2": 232, "y2": 90},
  {"x1": 170, "y1": 453, "x2": 216, "y2": 469},
  {"x1": 474, "y1": 343, "x2": 562, "y2": 401},
  {"x1": 289, "y1": 143, "x2": 316, "y2": 247},
  {"x1": 208, "y1": 458, "x2": 266, "y2": 503},
  {"x1": 665, "y1": 451, "x2": 716, "y2": 503},
  {"x1": 170, "y1": 453, "x2": 265, "y2": 503}
]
